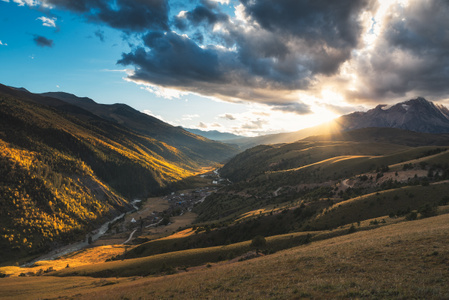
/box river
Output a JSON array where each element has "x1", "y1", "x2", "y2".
[{"x1": 22, "y1": 199, "x2": 141, "y2": 267}]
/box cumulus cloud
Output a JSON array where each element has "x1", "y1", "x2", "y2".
[
  {"x1": 37, "y1": 16, "x2": 56, "y2": 27},
  {"x1": 0, "y1": 40, "x2": 7, "y2": 46},
  {"x1": 270, "y1": 102, "x2": 312, "y2": 115},
  {"x1": 192, "y1": 121, "x2": 224, "y2": 131},
  {"x1": 133, "y1": 80, "x2": 190, "y2": 99},
  {"x1": 6, "y1": 0, "x2": 39, "y2": 6},
  {"x1": 17, "y1": 0, "x2": 375, "y2": 109},
  {"x1": 182, "y1": 114, "x2": 200, "y2": 121},
  {"x1": 219, "y1": 113, "x2": 236, "y2": 120},
  {"x1": 142, "y1": 109, "x2": 177, "y2": 125},
  {"x1": 204, "y1": 0, "x2": 230, "y2": 6},
  {"x1": 33, "y1": 35, "x2": 53, "y2": 47},
  {"x1": 241, "y1": 118, "x2": 269, "y2": 130}
]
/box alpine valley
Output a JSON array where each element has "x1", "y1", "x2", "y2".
[
  {"x1": 0, "y1": 84, "x2": 237, "y2": 262},
  {"x1": 2, "y1": 87, "x2": 449, "y2": 299}
]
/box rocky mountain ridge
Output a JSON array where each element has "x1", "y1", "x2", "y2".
[{"x1": 339, "y1": 97, "x2": 449, "y2": 133}]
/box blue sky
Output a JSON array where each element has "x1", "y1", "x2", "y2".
[
  {"x1": 0, "y1": 0, "x2": 261, "y2": 135},
  {"x1": 1, "y1": 0, "x2": 448, "y2": 136}
]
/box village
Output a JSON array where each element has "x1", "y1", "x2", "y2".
[{"x1": 94, "y1": 169, "x2": 229, "y2": 246}]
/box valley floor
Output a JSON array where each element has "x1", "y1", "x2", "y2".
[{"x1": 1, "y1": 212, "x2": 449, "y2": 299}]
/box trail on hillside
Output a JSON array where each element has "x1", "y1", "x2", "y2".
[{"x1": 122, "y1": 229, "x2": 137, "y2": 245}]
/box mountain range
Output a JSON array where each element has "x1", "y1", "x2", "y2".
[
  {"x1": 2, "y1": 85, "x2": 449, "y2": 264},
  {"x1": 183, "y1": 128, "x2": 244, "y2": 141},
  {"x1": 337, "y1": 97, "x2": 449, "y2": 133},
  {"x1": 228, "y1": 97, "x2": 449, "y2": 149}
]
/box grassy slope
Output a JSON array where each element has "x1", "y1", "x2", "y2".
[
  {"x1": 221, "y1": 127, "x2": 449, "y2": 183},
  {"x1": 197, "y1": 142, "x2": 449, "y2": 223},
  {"x1": 126, "y1": 183, "x2": 449, "y2": 260},
  {"x1": 1, "y1": 213, "x2": 449, "y2": 299},
  {"x1": 310, "y1": 182, "x2": 449, "y2": 230},
  {"x1": 264, "y1": 145, "x2": 449, "y2": 185},
  {"x1": 205, "y1": 129, "x2": 449, "y2": 222},
  {"x1": 220, "y1": 141, "x2": 409, "y2": 182},
  {"x1": 51, "y1": 231, "x2": 313, "y2": 278},
  {"x1": 221, "y1": 141, "x2": 448, "y2": 185}
]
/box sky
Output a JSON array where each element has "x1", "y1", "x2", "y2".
[{"x1": 1, "y1": 0, "x2": 448, "y2": 137}]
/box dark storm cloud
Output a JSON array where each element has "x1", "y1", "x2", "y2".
[
  {"x1": 270, "y1": 102, "x2": 312, "y2": 115},
  {"x1": 94, "y1": 30, "x2": 105, "y2": 42},
  {"x1": 42, "y1": 0, "x2": 449, "y2": 107},
  {"x1": 239, "y1": 0, "x2": 374, "y2": 75},
  {"x1": 28, "y1": 0, "x2": 376, "y2": 103},
  {"x1": 241, "y1": 0, "x2": 370, "y2": 48},
  {"x1": 118, "y1": 29, "x2": 313, "y2": 102},
  {"x1": 33, "y1": 35, "x2": 53, "y2": 47},
  {"x1": 41, "y1": 0, "x2": 169, "y2": 31},
  {"x1": 118, "y1": 31, "x2": 223, "y2": 85},
  {"x1": 18, "y1": 0, "x2": 449, "y2": 111},
  {"x1": 200, "y1": 0, "x2": 221, "y2": 10},
  {"x1": 174, "y1": 5, "x2": 229, "y2": 30},
  {"x1": 349, "y1": 0, "x2": 449, "y2": 102},
  {"x1": 118, "y1": 0, "x2": 374, "y2": 103},
  {"x1": 192, "y1": 31, "x2": 204, "y2": 44}
]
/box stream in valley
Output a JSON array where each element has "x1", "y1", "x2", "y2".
[
  {"x1": 22, "y1": 199, "x2": 142, "y2": 267},
  {"x1": 21, "y1": 169, "x2": 223, "y2": 267}
]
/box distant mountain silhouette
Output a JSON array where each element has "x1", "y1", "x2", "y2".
[
  {"x1": 184, "y1": 128, "x2": 244, "y2": 141},
  {"x1": 337, "y1": 97, "x2": 449, "y2": 133},
  {"x1": 228, "y1": 97, "x2": 449, "y2": 149}
]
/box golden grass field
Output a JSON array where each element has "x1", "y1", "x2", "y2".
[
  {"x1": 1, "y1": 212, "x2": 449, "y2": 299},
  {"x1": 140, "y1": 211, "x2": 198, "y2": 240},
  {"x1": 0, "y1": 245, "x2": 128, "y2": 278}
]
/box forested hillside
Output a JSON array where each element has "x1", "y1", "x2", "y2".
[
  {"x1": 0, "y1": 85, "x2": 236, "y2": 261},
  {"x1": 42, "y1": 91, "x2": 238, "y2": 163}
]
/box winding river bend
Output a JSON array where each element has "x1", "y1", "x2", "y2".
[{"x1": 23, "y1": 199, "x2": 141, "y2": 267}]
